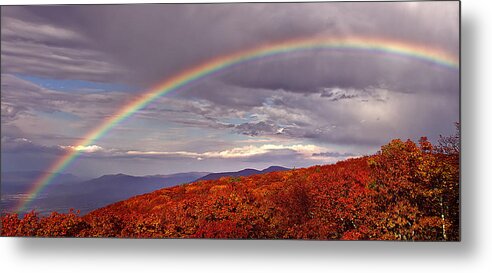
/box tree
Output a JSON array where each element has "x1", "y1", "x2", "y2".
[
  {"x1": 367, "y1": 138, "x2": 459, "y2": 240},
  {"x1": 437, "y1": 122, "x2": 460, "y2": 155}
]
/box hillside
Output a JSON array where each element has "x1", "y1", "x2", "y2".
[
  {"x1": 195, "y1": 166, "x2": 289, "y2": 182},
  {"x1": 1, "y1": 138, "x2": 460, "y2": 240}
]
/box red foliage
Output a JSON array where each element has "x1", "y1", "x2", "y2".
[{"x1": 1, "y1": 137, "x2": 459, "y2": 240}]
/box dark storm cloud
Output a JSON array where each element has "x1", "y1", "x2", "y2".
[
  {"x1": 312, "y1": 151, "x2": 356, "y2": 158},
  {"x1": 234, "y1": 121, "x2": 278, "y2": 136},
  {"x1": 2, "y1": 2, "x2": 458, "y2": 88},
  {"x1": 220, "y1": 49, "x2": 459, "y2": 97},
  {"x1": 181, "y1": 80, "x2": 275, "y2": 110},
  {"x1": 1, "y1": 2, "x2": 459, "y2": 99},
  {"x1": 16, "y1": 3, "x2": 344, "y2": 87},
  {"x1": 1, "y1": 2, "x2": 459, "y2": 153},
  {"x1": 186, "y1": 82, "x2": 458, "y2": 147},
  {"x1": 320, "y1": 87, "x2": 387, "y2": 102}
]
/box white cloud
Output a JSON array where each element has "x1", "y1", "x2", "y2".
[
  {"x1": 63, "y1": 145, "x2": 104, "y2": 153},
  {"x1": 2, "y1": 17, "x2": 86, "y2": 42},
  {"x1": 127, "y1": 144, "x2": 324, "y2": 160}
]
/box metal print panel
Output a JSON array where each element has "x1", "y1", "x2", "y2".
[{"x1": 0, "y1": 1, "x2": 460, "y2": 240}]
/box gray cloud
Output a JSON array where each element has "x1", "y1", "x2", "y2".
[
  {"x1": 312, "y1": 151, "x2": 356, "y2": 158},
  {"x1": 319, "y1": 87, "x2": 387, "y2": 102},
  {"x1": 1, "y1": 136, "x2": 66, "y2": 155},
  {"x1": 1, "y1": 101, "x2": 27, "y2": 122},
  {"x1": 179, "y1": 81, "x2": 458, "y2": 147},
  {"x1": 26, "y1": 3, "x2": 345, "y2": 87},
  {"x1": 1, "y1": 16, "x2": 86, "y2": 45},
  {"x1": 0, "y1": 11, "x2": 125, "y2": 83},
  {"x1": 1, "y1": 74, "x2": 130, "y2": 123},
  {"x1": 234, "y1": 121, "x2": 278, "y2": 136},
  {"x1": 2, "y1": 2, "x2": 458, "y2": 88}
]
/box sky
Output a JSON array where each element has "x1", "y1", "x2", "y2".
[{"x1": 1, "y1": 2, "x2": 459, "y2": 177}]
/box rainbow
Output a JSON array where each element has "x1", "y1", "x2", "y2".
[{"x1": 15, "y1": 36, "x2": 459, "y2": 213}]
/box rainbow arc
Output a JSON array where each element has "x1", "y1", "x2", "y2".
[{"x1": 15, "y1": 36, "x2": 459, "y2": 213}]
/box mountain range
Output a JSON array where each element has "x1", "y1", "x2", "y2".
[
  {"x1": 1, "y1": 166, "x2": 288, "y2": 215},
  {"x1": 196, "y1": 166, "x2": 289, "y2": 181}
]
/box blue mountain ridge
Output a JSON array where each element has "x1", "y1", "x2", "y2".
[{"x1": 1, "y1": 166, "x2": 289, "y2": 215}]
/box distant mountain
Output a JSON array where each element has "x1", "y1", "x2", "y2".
[
  {"x1": 1, "y1": 171, "x2": 209, "y2": 215},
  {"x1": 1, "y1": 171, "x2": 85, "y2": 185},
  {"x1": 147, "y1": 172, "x2": 211, "y2": 185},
  {"x1": 1, "y1": 171, "x2": 86, "y2": 194},
  {"x1": 73, "y1": 172, "x2": 210, "y2": 193},
  {"x1": 2, "y1": 167, "x2": 291, "y2": 215},
  {"x1": 196, "y1": 166, "x2": 289, "y2": 182},
  {"x1": 261, "y1": 166, "x2": 291, "y2": 173}
]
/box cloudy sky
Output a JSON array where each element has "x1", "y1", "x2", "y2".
[{"x1": 1, "y1": 2, "x2": 459, "y2": 177}]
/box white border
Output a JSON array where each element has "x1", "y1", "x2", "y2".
[{"x1": 2, "y1": 0, "x2": 491, "y2": 272}]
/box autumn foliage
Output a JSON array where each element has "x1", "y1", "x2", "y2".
[{"x1": 1, "y1": 136, "x2": 459, "y2": 240}]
